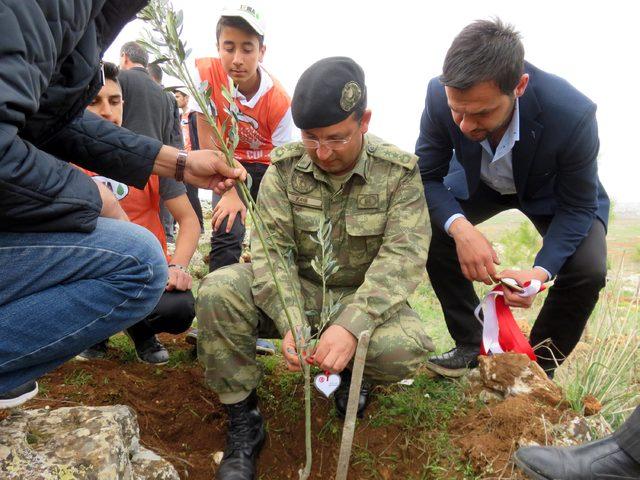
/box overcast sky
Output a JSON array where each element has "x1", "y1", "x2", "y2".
[{"x1": 105, "y1": 1, "x2": 640, "y2": 203}]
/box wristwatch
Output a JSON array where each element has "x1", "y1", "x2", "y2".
[{"x1": 175, "y1": 150, "x2": 188, "y2": 182}]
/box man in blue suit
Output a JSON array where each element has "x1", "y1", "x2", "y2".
[{"x1": 415, "y1": 19, "x2": 609, "y2": 377}]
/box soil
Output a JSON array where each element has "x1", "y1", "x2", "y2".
[{"x1": 4, "y1": 336, "x2": 569, "y2": 479}]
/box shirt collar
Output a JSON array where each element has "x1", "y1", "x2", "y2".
[
  {"x1": 480, "y1": 98, "x2": 520, "y2": 159},
  {"x1": 229, "y1": 65, "x2": 273, "y2": 108}
]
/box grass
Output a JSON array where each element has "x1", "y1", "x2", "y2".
[{"x1": 63, "y1": 368, "x2": 94, "y2": 387}]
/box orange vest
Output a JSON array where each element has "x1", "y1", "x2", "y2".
[
  {"x1": 80, "y1": 168, "x2": 169, "y2": 260},
  {"x1": 195, "y1": 57, "x2": 290, "y2": 165}
]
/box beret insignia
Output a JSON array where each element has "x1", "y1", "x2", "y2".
[{"x1": 340, "y1": 81, "x2": 362, "y2": 112}]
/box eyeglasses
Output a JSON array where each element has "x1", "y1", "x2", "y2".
[{"x1": 301, "y1": 135, "x2": 353, "y2": 150}]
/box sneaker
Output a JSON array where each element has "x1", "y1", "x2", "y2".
[
  {"x1": 0, "y1": 381, "x2": 38, "y2": 409},
  {"x1": 133, "y1": 335, "x2": 170, "y2": 365},
  {"x1": 425, "y1": 345, "x2": 480, "y2": 377},
  {"x1": 75, "y1": 340, "x2": 108, "y2": 361},
  {"x1": 185, "y1": 328, "x2": 198, "y2": 346},
  {"x1": 255, "y1": 339, "x2": 275, "y2": 356}
]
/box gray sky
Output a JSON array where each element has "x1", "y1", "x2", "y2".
[{"x1": 105, "y1": 0, "x2": 640, "y2": 203}]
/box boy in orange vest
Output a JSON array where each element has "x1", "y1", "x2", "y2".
[
  {"x1": 189, "y1": 3, "x2": 294, "y2": 353},
  {"x1": 78, "y1": 62, "x2": 200, "y2": 365}
]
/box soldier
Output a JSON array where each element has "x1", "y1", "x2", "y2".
[{"x1": 196, "y1": 57, "x2": 434, "y2": 480}]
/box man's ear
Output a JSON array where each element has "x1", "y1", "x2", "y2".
[
  {"x1": 359, "y1": 109, "x2": 372, "y2": 134},
  {"x1": 258, "y1": 44, "x2": 266, "y2": 63},
  {"x1": 515, "y1": 74, "x2": 529, "y2": 98}
]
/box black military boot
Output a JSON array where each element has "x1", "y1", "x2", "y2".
[
  {"x1": 334, "y1": 369, "x2": 371, "y2": 419},
  {"x1": 217, "y1": 390, "x2": 265, "y2": 480}
]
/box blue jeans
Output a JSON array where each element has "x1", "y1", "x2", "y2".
[{"x1": 0, "y1": 218, "x2": 167, "y2": 393}]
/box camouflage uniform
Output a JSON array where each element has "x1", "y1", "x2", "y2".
[{"x1": 196, "y1": 133, "x2": 434, "y2": 402}]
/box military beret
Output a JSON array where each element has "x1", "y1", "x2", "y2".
[{"x1": 291, "y1": 56, "x2": 367, "y2": 129}]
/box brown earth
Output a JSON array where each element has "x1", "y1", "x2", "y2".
[{"x1": 3, "y1": 338, "x2": 569, "y2": 479}]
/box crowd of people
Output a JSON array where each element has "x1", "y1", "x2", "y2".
[{"x1": 0, "y1": 2, "x2": 637, "y2": 480}]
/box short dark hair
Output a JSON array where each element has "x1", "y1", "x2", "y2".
[
  {"x1": 103, "y1": 62, "x2": 119, "y2": 84},
  {"x1": 441, "y1": 18, "x2": 524, "y2": 94},
  {"x1": 120, "y1": 41, "x2": 149, "y2": 67},
  {"x1": 216, "y1": 16, "x2": 264, "y2": 47},
  {"x1": 148, "y1": 63, "x2": 163, "y2": 84}
]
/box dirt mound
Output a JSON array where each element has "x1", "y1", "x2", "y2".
[{"x1": 450, "y1": 353, "x2": 571, "y2": 477}]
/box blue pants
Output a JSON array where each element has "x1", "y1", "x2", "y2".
[{"x1": 0, "y1": 218, "x2": 167, "y2": 393}]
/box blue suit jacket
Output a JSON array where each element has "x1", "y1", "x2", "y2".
[{"x1": 415, "y1": 62, "x2": 609, "y2": 277}]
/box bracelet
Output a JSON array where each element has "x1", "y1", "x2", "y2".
[
  {"x1": 175, "y1": 150, "x2": 188, "y2": 182},
  {"x1": 168, "y1": 263, "x2": 187, "y2": 272}
]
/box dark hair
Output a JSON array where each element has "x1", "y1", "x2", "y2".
[
  {"x1": 120, "y1": 41, "x2": 149, "y2": 67},
  {"x1": 102, "y1": 62, "x2": 119, "y2": 84},
  {"x1": 148, "y1": 63, "x2": 163, "y2": 83},
  {"x1": 216, "y1": 16, "x2": 264, "y2": 47},
  {"x1": 441, "y1": 18, "x2": 524, "y2": 94}
]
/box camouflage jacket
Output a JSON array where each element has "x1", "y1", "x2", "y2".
[{"x1": 251, "y1": 133, "x2": 430, "y2": 338}]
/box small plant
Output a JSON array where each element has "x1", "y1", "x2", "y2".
[
  {"x1": 498, "y1": 220, "x2": 541, "y2": 269},
  {"x1": 64, "y1": 368, "x2": 94, "y2": 387},
  {"x1": 558, "y1": 260, "x2": 640, "y2": 428}
]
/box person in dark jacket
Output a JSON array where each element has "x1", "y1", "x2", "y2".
[
  {"x1": 0, "y1": 0, "x2": 243, "y2": 409},
  {"x1": 415, "y1": 19, "x2": 608, "y2": 378}
]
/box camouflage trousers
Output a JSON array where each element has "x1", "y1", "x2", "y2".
[{"x1": 196, "y1": 263, "x2": 434, "y2": 402}]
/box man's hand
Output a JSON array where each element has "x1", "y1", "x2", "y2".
[
  {"x1": 97, "y1": 182, "x2": 129, "y2": 221},
  {"x1": 450, "y1": 217, "x2": 500, "y2": 285},
  {"x1": 166, "y1": 265, "x2": 192, "y2": 291},
  {"x1": 212, "y1": 189, "x2": 247, "y2": 233},
  {"x1": 312, "y1": 325, "x2": 357, "y2": 374},
  {"x1": 184, "y1": 150, "x2": 246, "y2": 194},
  {"x1": 495, "y1": 268, "x2": 548, "y2": 308},
  {"x1": 282, "y1": 330, "x2": 303, "y2": 372}
]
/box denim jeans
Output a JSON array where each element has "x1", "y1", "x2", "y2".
[{"x1": 0, "y1": 218, "x2": 167, "y2": 393}]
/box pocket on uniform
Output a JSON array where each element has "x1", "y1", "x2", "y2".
[
  {"x1": 293, "y1": 206, "x2": 322, "y2": 259},
  {"x1": 345, "y1": 212, "x2": 387, "y2": 264}
]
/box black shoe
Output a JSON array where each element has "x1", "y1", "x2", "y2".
[
  {"x1": 425, "y1": 345, "x2": 479, "y2": 377},
  {"x1": 130, "y1": 334, "x2": 169, "y2": 365},
  {"x1": 185, "y1": 328, "x2": 198, "y2": 346},
  {"x1": 217, "y1": 390, "x2": 265, "y2": 480},
  {"x1": 334, "y1": 369, "x2": 371, "y2": 420},
  {"x1": 0, "y1": 381, "x2": 38, "y2": 409},
  {"x1": 514, "y1": 436, "x2": 640, "y2": 479},
  {"x1": 76, "y1": 340, "x2": 108, "y2": 361}
]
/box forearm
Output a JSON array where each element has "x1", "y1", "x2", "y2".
[{"x1": 171, "y1": 213, "x2": 200, "y2": 267}]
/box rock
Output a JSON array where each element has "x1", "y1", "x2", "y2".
[
  {"x1": 213, "y1": 451, "x2": 224, "y2": 465},
  {"x1": 582, "y1": 394, "x2": 602, "y2": 416},
  {"x1": 477, "y1": 353, "x2": 564, "y2": 405},
  {"x1": 0, "y1": 405, "x2": 179, "y2": 480},
  {"x1": 550, "y1": 415, "x2": 613, "y2": 447}
]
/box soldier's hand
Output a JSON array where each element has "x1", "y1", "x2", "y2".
[
  {"x1": 282, "y1": 330, "x2": 303, "y2": 371},
  {"x1": 449, "y1": 217, "x2": 500, "y2": 285},
  {"x1": 313, "y1": 325, "x2": 357, "y2": 374}
]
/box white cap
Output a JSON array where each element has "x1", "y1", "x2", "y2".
[{"x1": 220, "y1": 3, "x2": 265, "y2": 36}]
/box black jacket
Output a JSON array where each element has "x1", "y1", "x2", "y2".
[
  {"x1": 0, "y1": 0, "x2": 159, "y2": 233},
  {"x1": 119, "y1": 67, "x2": 183, "y2": 148}
]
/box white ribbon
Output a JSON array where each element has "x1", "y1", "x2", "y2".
[{"x1": 475, "y1": 279, "x2": 542, "y2": 355}]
